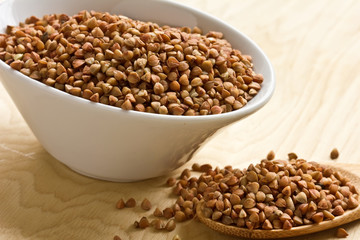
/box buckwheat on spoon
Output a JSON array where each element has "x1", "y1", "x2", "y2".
[
  {"x1": 194, "y1": 153, "x2": 360, "y2": 239},
  {"x1": 114, "y1": 150, "x2": 359, "y2": 239}
]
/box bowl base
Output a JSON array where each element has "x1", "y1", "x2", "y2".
[{"x1": 65, "y1": 164, "x2": 139, "y2": 182}]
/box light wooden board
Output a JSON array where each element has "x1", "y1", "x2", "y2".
[{"x1": 1, "y1": 0, "x2": 360, "y2": 239}]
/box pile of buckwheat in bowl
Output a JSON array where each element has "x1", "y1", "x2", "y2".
[{"x1": 0, "y1": 10, "x2": 263, "y2": 116}]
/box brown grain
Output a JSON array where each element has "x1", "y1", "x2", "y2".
[
  {"x1": 336, "y1": 228, "x2": 349, "y2": 238},
  {"x1": 125, "y1": 198, "x2": 136, "y2": 208},
  {"x1": 141, "y1": 198, "x2": 152, "y2": 211},
  {"x1": 165, "y1": 219, "x2": 176, "y2": 231},
  {"x1": 116, "y1": 199, "x2": 125, "y2": 209},
  {"x1": 266, "y1": 150, "x2": 275, "y2": 160},
  {"x1": 331, "y1": 148, "x2": 340, "y2": 160}
]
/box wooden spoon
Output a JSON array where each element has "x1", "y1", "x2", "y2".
[{"x1": 196, "y1": 165, "x2": 360, "y2": 239}]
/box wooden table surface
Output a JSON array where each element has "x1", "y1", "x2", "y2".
[{"x1": 1, "y1": 0, "x2": 360, "y2": 239}]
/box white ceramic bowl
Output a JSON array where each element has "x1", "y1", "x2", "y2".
[{"x1": 0, "y1": 0, "x2": 275, "y2": 181}]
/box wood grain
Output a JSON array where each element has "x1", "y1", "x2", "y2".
[{"x1": 1, "y1": 0, "x2": 360, "y2": 239}]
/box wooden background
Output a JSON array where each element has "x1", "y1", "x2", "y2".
[{"x1": 1, "y1": 0, "x2": 360, "y2": 239}]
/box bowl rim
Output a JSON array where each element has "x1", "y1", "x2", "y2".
[{"x1": 0, "y1": 0, "x2": 275, "y2": 123}]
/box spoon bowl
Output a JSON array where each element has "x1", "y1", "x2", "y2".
[
  {"x1": 196, "y1": 164, "x2": 360, "y2": 239},
  {"x1": 0, "y1": 0, "x2": 275, "y2": 182}
]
